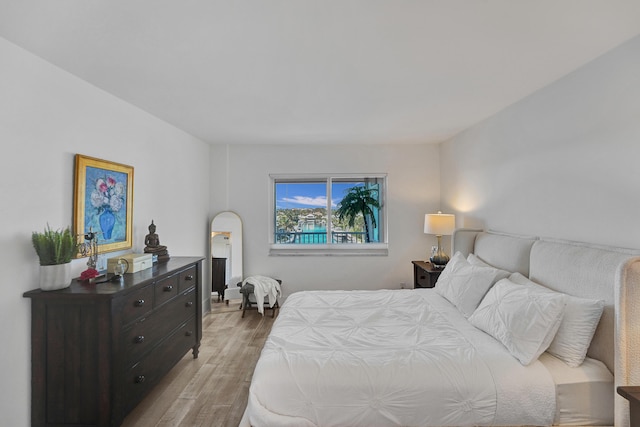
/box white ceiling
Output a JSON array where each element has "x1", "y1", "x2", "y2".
[{"x1": 1, "y1": 1, "x2": 639, "y2": 145}]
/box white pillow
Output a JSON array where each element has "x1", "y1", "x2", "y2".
[
  {"x1": 509, "y1": 273, "x2": 604, "y2": 367},
  {"x1": 467, "y1": 253, "x2": 511, "y2": 276},
  {"x1": 469, "y1": 277, "x2": 566, "y2": 365},
  {"x1": 435, "y1": 252, "x2": 510, "y2": 317}
]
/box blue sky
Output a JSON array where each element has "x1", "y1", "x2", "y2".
[{"x1": 276, "y1": 182, "x2": 361, "y2": 209}]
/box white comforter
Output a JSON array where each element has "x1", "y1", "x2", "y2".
[{"x1": 240, "y1": 289, "x2": 556, "y2": 427}]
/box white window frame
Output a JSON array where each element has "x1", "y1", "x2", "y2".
[{"x1": 269, "y1": 173, "x2": 388, "y2": 256}]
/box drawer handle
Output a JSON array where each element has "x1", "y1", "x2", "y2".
[
  {"x1": 163, "y1": 285, "x2": 174, "y2": 292},
  {"x1": 135, "y1": 299, "x2": 145, "y2": 307},
  {"x1": 419, "y1": 276, "x2": 426, "y2": 280},
  {"x1": 134, "y1": 335, "x2": 145, "y2": 344},
  {"x1": 135, "y1": 375, "x2": 146, "y2": 384},
  {"x1": 185, "y1": 301, "x2": 193, "y2": 308},
  {"x1": 185, "y1": 274, "x2": 194, "y2": 281},
  {"x1": 185, "y1": 330, "x2": 193, "y2": 337}
]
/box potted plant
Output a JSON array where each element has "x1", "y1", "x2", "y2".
[{"x1": 32, "y1": 225, "x2": 78, "y2": 291}]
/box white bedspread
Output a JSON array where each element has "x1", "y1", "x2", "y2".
[{"x1": 240, "y1": 289, "x2": 556, "y2": 427}]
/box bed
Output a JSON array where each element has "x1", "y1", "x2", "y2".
[{"x1": 240, "y1": 230, "x2": 640, "y2": 426}]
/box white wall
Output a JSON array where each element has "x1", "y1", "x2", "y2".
[
  {"x1": 209, "y1": 143, "x2": 442, "y2": 295},
  {"x1": 0, "y1": 38, "x2": 211, "y2": 426},
  {"x1": 440, "y1": 35, "x2": 640, "y2": 249}
]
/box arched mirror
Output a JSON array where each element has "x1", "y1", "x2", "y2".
[{"x1": 211, "y1": 211, "x2": 243, "y2": 304}]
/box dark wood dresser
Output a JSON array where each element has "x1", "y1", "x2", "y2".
[{"x1": 24, "y1": 257, "x2": 203, "y2": 427}]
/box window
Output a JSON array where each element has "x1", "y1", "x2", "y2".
[{"x1": 270, "y1": 174, "x2": 388, "y2": 256}]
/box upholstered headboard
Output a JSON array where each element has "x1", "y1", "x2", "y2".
[{"x1": 452, "y1": 229, "x2": 640, "y2": 427}]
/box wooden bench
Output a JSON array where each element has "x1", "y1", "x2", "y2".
[{"x1": 238, "y1": 279, "x2": 282, "y2": 318}]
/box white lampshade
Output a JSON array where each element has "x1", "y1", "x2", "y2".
[{"x1": 424, "y1": 212, "x2": 455, "y2": 236}]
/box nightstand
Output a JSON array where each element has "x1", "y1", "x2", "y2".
[
  {"x1": 412, "y1": 260, "x2": 442, "y2": 288},
  {"x1": 617, "y1": 386, "x2": 640, "y2": 426}
]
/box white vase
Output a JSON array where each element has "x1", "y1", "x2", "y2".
[{"x1": 40, "y1": 263, "x2": 72, "y2": 291}]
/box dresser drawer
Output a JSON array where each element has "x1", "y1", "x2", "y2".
[
  {"x1": 121, "y1": 284, "x2": 154, "y2": 325},
  {"x1": 154, "y1": 274, "x2": 179, "y2": 307},
  {"x1": 123, "y1": 317, "x2": 198, "y2": 411},
  {"x1": 123, "y1": 316, "x2": 163, "y2": 369},
  {"x1": 178, "y1": 266, "x2": 197, "y2": 293},
  {"x1": 123, "y1": 287, "x2": 197, "y2": 367}
]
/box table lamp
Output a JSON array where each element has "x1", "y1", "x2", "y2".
[{"x1": 424, "y1": 211, "x2": 455, "y2": 268}]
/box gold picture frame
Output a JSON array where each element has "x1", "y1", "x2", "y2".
[{"x1": 74, "y1": 154, "x2": 134, "y2": 255}]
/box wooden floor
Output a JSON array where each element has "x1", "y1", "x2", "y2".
[{"x1": 121, "y1": 298, "x2": 277, "y2": 427}]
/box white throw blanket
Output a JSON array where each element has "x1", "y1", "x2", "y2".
[{"x1": 242, "y1": 275, "x2": 281, "y2": 315}]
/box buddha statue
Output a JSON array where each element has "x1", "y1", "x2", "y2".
[{"x1": 144, "y1": 220, "x2": 170, "y2": 262}]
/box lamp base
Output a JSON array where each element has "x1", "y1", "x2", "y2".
[
  {"x1": 429, "y1": 235, "x2": 450, "y2": 268},
  {"x1": 429, "y1": 254, "x2": 450, "y2": 269}
]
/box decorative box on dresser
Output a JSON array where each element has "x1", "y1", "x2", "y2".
[{"x1": 23, "y1": 257, "x2": 203, "y2": 427}]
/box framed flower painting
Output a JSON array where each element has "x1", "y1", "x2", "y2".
[{"x1": 74, "y1": 154, "x2": 134, "y2": 255}]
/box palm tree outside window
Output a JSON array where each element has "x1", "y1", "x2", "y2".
[{"x1": 334, "y1": 180, "x2": 381, "y2": 243}]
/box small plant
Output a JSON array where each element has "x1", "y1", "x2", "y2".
[{"x1": 31, "y1": 225, "x2": 78, "y2": 266}]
